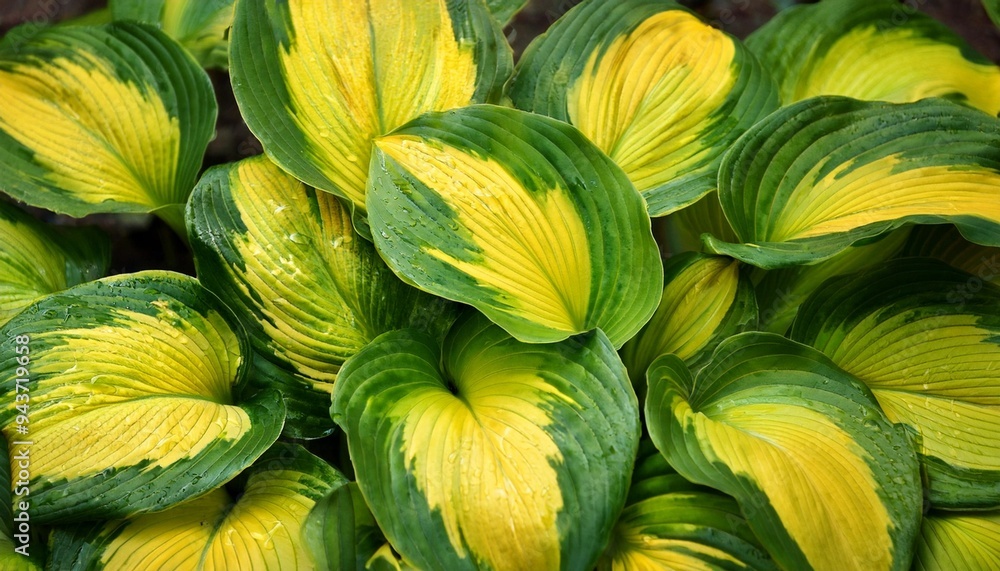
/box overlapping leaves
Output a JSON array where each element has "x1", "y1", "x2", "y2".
[
  {"x1": 0, "y1": 272, "x2": 283, "y2": 524},
  {"x1": 646, "y1": 333, "x2": 922, "y2": 571},
  {"x1": 705, "y1": 97, "x2": 1000, "y2": 268},
  {"x1": 187, "y1": 154, "x2": 453, "y2": 438},
  {"x1": 747, "y1": 0, "x2": 1000, "y2": 113},
  {"x1": 0, "y1": 23, "x2": 216, "y2": 234},
  {"x1": 510, "y1": 0, "x2": 779, "y2": 216},
  {"x1": 332, "y1": 311, "x2": 640, "y2": 571},
  {"x1": 368, "y1": 104, "x2": 662, "y2": 347},
  {"x1": 791, "y1": 258, "x2": 1000, "y2": 508},
  {"x1": 230, "y1": 0, "x2": 512, "y2": 221}
]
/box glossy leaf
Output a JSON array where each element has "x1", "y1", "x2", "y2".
[
  {"x1": 509, "y1": 0, "x2": 779, "y2": 216},
  {"x1": 914, "y1": 510, "x2": 1000, "y2": 571},
  {"x1": 646, "y1": 332, "x2": 922, "y2": 571},
  {"x1": 620, "y1": 252, "x2": 757, "y2": 390},
  {"x1": 753, "y1": 227, "x2": 910, "y2": 334},
  {"x1": 669, "y1": 192, "x2": 739, "y2": 254},
  {"x1": 0, "y1": 202, "x2": 109, "y2": 327},
  {"x1": 230, "y1": 0, "x2": 512, "y2": 220},
  {"x1": 302, "y1": 481, "x2": 388, "y2": 571},
  {"x1": 110, "y1": 0, "x2": 235, "y2": 68},
  {"x1": 746, "y1": 0, "x2": 1000, "y2": 113},
  {"x1": 368, "y1": 105, "x2": 662, "y2": 347},
  {"x1": 187, "y1": 155, "x2": 455, "y2": 438},
  {"x1": 0, "y1": 438, "x2": 43, "y2": 570},
  {"x1": 47, "y1": 443, "x2": 344, "y2": 570},
  {"x1": 332, "y1": 311, "x2": 640, "y2": 571},
  {"x1": 704, "y1": 97, "x2": 1000, "y2": 269},
  {"x1": 0, "y1": 23, "x2": 216, "y2": 234},
  {"x1": 0, "y1": 272, "x2": 284, "y2": 524},
  {"x1": 598, "y1": 441, "x2": 777, "y2": 571},
  {"x1": 790, "y1": 258, "x2": 1000, "y2": 508}
]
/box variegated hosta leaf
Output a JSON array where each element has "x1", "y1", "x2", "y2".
[
  {"x1": 620, "y1": 252, "x2": 757, "y2": 390},
  {"x1": 302, "y1": 481, "x2": 388, "y2": 571},
  {"x1": 230, "y1": 0, "x2": 512, "y2": 221},
  {"x1": 486, "y1": 0, "x2": 529, "y2": 27},
  {"x1": 0, "y1": 202, "x2": 110, "y2": 326},
  {"x1": 47, "y1": 443, "x2": 344, "y2": 570},
  {"x1": 0, "y1": 23, "x2": 217, "y2": 235},
  {"x1": 598, "y1": 441, "x2": 777, "y2": 571},
  {"x1": 790, "y1": 258, "x2": 1000, "y2": 509},
  {"x1": 753, "y1": 227, "x2": 910, "y2": 335},
  {"x1": 646, "y1": 332, "x2": 922, "y2": 571},
  {"x1": 369, "y1": 105, "x2": 662, "y2": 347},
  {"x1": 704, "y1": 97, "x2": 1000, "y2": 269},
  {"x1": 746, "y1": 0, "x2": 1000, "y2": 113},
  {"x1": 332, "y1": 311, "x2": 640, "y2": 571},
  {"x1": 914, "y1": 510, "x2": 1000, "y2": 571},
  {"x1": 0, "y1": 438, "x2": 43, "y2": 570},
  {"x1": 0, "y1": 272, "x2": 284, "y2": 524},
  {"x1": 902, "y1": 225, "x2": 1000, "y2": 279},
  {"x1": 110, "y1": 0, "x2": 235, "y2": 69},
  {"x1": 187, "y1": 155, "x2": 455, "y2": 438},
  {"x1": 508, "y1": 0, "x2": 779, "y2": 216},
  {"x1": 669, "y1": 192, "x2": 739, "y2": 254}
]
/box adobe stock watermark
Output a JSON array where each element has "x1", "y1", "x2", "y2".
[{"x1": 11, "y1": 333, "x2": 32, "y2": 557}]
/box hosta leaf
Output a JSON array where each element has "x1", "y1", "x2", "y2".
[
  {"x1": 302, "y1": 481, "x2": 388, "y2": 571},
  {"x1": 47, "y1": 443, "x2": 344, "y2": 570},
  {"x1": 110, "y1": 0, "x2": 235, "y2": 69},
  {"x1": 753, "y1": 227, "x2": 910, "y2": 335},
  {"x1": 704, "y1": 97, "x2": 1000, "y2": 269},
  {"x1": 646, "y1": 332, "x2": 922, "y2": 571},
  {"x1": 0, "y1": 23, "x2": 216, "y2": 234},
  {"x1": 508, "y1": 0, "x2": 779, "y2": 216},
  {"x1": 0, "y1": 202, "x2": 109, "y2": 326},
  {"x1": 669, "y1": 192, "x2": 739, "y2": 254},
  {"x1": 597, "y1": 441, "x2": 777, "y2": 571},
  {"x1": 914, "y1": 510, "x2": 1000, "y2": 571},
  {"x1": 620, "y1": 252, "x2": 757, "y2": 392},
  {"x1": 230, "y1": 0, "x2": 512, "y2": 221},
  {"x1": 368, "y1": 105, "x2": 662, "y2": 347},
  {"x1": 332, "y1": 311, "x2": 640, "y2": 571},
  {"x1": 746, "y1": 0, "x2": 1000, "y2": 113},
  {"x1": 187, "y1": 155, "x2": 455, "y2": 439},
  {"x1": 790, "y1": 258, "x2": 1000, "y2": 508},
  {"x1": 486, "y1": 0, "x2": 529, "y2": 27},
  {"x1": 902, "y1": 225, "x2": 1000, "y2": 278},
  {"x1": 1, "y1": 438, "x2": 43, "y2": 569},
  {"x1": 0, "y1": 272, "x2": 284, "y2": 524}
]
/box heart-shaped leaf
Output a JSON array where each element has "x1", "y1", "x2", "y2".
[
  {"x1": 230, "y1": 0, "x2": 512, "y2": 220},
  {"x1": 791, "y1": 258, "x2": 1000, "y2": 508},
  {"x1": 509, "y1": 0, "x2": 779, "y2": 216},
  {"x1": 646, "y1": 332, "x2": 922, "y2": 571},
  {"x1": 0, "y1": 271, "x2": 284, "y2": 524},
  {"x1": 187, "y1": 154, "x2": 455, "y2": 438},
  {"x1": 704, "y1": 97, "x2": 1000, "y2": 269},
  {"x1": 0, "y1": 23, "x2": 216, "y2": 235},
  {"x1": 332, "y1": 311, "x2": 640, "y2": 571},
  {"x1": 368, "y1": 104, "x2": 662, "y2": 347}
]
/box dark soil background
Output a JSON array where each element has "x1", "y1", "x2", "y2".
[{"x1": 1, "y1": 0, "x2": 998, "y2": 276}]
